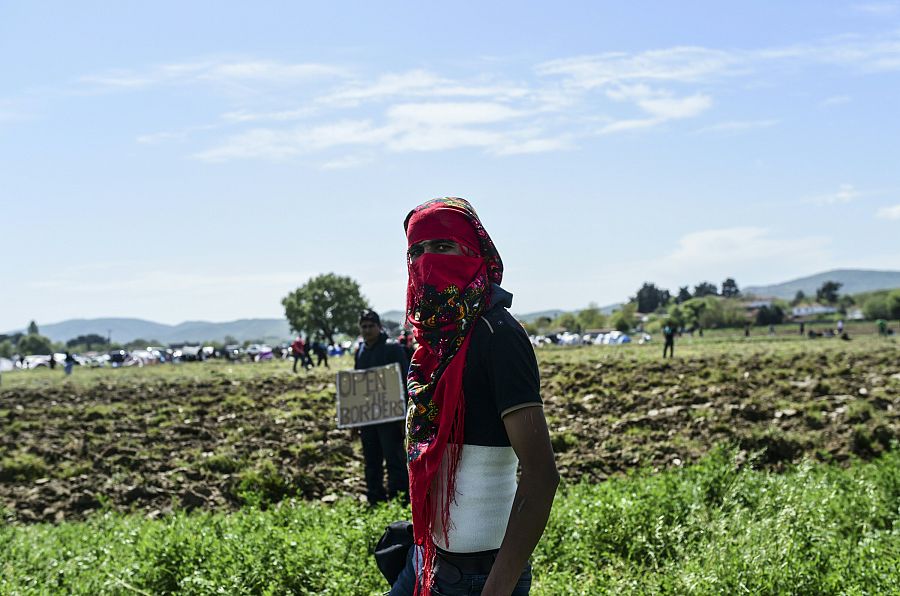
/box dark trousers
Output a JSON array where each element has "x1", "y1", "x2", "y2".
[
  {"x1": 292, "y1": 355, "x2": 303, "y2": 372},
  {"x1": 359, "y1": 421, "x2": 408, "y2": 504},
  {"x1": 663, "y1": 340, "x2": 674, "y2": 358}
]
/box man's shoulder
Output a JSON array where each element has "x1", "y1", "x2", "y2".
[{"x1": 476, "y1": 305, "x2": 528, "y2": 340}]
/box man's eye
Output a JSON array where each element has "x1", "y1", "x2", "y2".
[
  {"x1": 409, "y1": 247, "x2": 423, "y2": 258},
  {"x1": 437, "y1": 243, "x2": 453, "y2": 252}
]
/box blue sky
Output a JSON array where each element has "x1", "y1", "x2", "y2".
[{"x1": 2, "y1": 1, "x2": 899, "y2": 331}]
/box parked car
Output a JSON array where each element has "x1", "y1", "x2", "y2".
[
  {"x1": 223, "y1": 345, "x2": 244, "y2": 361},
  {"x1": 23, "y1": 355, "x2": 52, "y2": 369},
  {"x1": 179, "y1": 346, "x2": 203, "y2": 362},
  {"x1": 245, "y1": 344, "x2": 273, "y2": 361},
  {"x1": 129, "y1": 349, "x2": 157, "y2": 366}
]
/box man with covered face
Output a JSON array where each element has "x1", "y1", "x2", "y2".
[{"x1": 390, "y1": 198, "x2": 559, "y2": 596}]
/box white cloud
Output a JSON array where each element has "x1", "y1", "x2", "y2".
[
  {"x1": 137, "y1": 131, "x2": 189, "y2": 144},
  {"x1": 666, "y1": 227, "x2": 828, "y2": 266},
  {"x1": 637, "y1": 93, "x2": 712, "y2": 120},
  {"x1": 319, "y1": 154, "x2": 375, "y2": 170},
  {"x1": 876, "y1": 203, "x2": 900, "y2": 219},
  {"x1": 537, "y1": 47, "x2": 738, "y2": 89},
  {"x1": 0, "y1": 100, "x2": 28, "y2": 122},
  {"x1": 491, "y1": 136, "x2": 573, "y2": 155},
  {"x1": 192, "y1": 128, "x2": 305, "y2": 161},
  {"x1": 538, "y1": 32, "x2": 900, "y2": 89},
  {"x1": 808, "y1": 183, "x2": 861, "y2": 205},
  {"x1": 322, "y1": 69, "x2": 530, "y2": 106},
  {"x1": 820, "y1": 95, "x2": 851, "y2": 107},
  {"x1": 645, "y1": 227, "x2": 831, "y2": 289},
  {"x1": 82, "y1": 59, "x2": 346, "y2": 90},
  {"x1": 203, "y1": 61, "x2": 342, "y2": 82},
  {"x1": 82, "y1": 30, "x2": 900, "y2": 164},
  {"x1": 386, "y1": 102, "x2": 525, "y2": 126},
  {"x1": 28, "y1": 270, "x2": 302, "y2": 293},
  {"x1": 194, "y1": 99, "x2": 563, "y2": 160},
  {"x1": 599, "y1": 86, "x2": 712, "y2": 133},
  {"x1": 221, "y1": 107, "x2": 317, "y2": 123},
  {"x1": 696, "y1": 119, "x2": 778, "y2": 133},
  {"x1": 853, "y1": 3, "x2": 900, "y2": 16}
]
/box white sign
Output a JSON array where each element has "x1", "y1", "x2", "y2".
[{"x1": 335, "y1": 362, "x2": 406, "y2": 428}]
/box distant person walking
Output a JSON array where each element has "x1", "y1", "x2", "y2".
[
  {"x1": 355, "y1": 310, "x2": 409, "y2": 505},
  {"x1": 49, "y1": 352, "x2": 56, "y2": 370},
  {"x1": 313, "y1": 341, "x2": 329, "y2": 368},
  {"x1": 663, "y1": 323, "x2": 675, "y2": 358},
  {"x1": 837, "y1": 319, "x2": 844, "y2": 334},
  {"x1": 799, "y1": 322, "x2": 805, "y2": 335},
  {"x1": 290, "y1": 336, "x2": 308, "y2": 373},
  {"x1": 64, "y1": 351, "x2": 75, "y2": 376}
]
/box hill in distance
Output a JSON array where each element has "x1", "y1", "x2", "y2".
[
  {"x1": 744, "y1": 269, "x2": 900, "y2": 300},
  {"x1": 6, "y1": 318, "x2": 292, "y2": 345},
  {"x1": 11, "y1": 269, "x2": 897, "y2": 344}
]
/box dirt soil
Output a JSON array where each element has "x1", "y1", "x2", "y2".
[{"x1": 1, "y1": 344, "x2": 898, "y2": 523}]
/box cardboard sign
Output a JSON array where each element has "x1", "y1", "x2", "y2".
[{"x1": 336, "y1": 362, "x2": 406, "y2": 428}]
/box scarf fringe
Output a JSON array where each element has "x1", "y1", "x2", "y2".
[{"x1": 414, "y1": 385, "x2": 466, "y2": 596}]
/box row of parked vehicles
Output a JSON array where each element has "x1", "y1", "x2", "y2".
[
  {"x1": 8, "y1": 343, "x2": 282, "y2": 370},
  {"x1": 6, "y1": 340, "x2": 364, "y2": 371}
]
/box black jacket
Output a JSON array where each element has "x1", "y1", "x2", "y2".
[{"x1": 355, "y1": 332, "x2": 409, "y2": 389}]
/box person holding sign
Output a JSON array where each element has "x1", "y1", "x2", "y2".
[
  {"x1": 390, "y1": 198, "x2": 559, "y2": 596},
  {"x1": 355, "y1": 309, "x2": 410, "y2": 505}
]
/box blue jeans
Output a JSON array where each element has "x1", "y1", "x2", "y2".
[{"x1": 389, "y1": 546, "x2": 531, "y2": 596}]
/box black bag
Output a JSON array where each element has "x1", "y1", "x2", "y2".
[{"x1": 374, "y1": 520, "x2": 414, "y2": 585}]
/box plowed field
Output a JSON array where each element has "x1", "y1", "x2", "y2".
[{"x1": 1, "y1": 337, "x2": 897, "y2": 524}]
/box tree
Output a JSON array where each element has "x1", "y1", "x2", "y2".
[
  {"x1": 609, "y1": 303, "x2": 637, "y2": 333},
  {"x1": 755, "y1": 305, "x2": 785, "y2": 326},
  {"x1": 125, "y1": 338, "x2": 160, "y2": 350},
  {"x1": 27, "y1": 320, "x2": 39, "y2": 335},
  {"x1": 816, "y1": 281, "x2": 842, "y2": 304},
  {"x1": 554, "y1": 312, "x2": 581, "y2": 333},
  {"x1": 533, "y1": 316, "x2": 553, "y2": 333},
  {"x1": 66, "y1": 333, "x2": 108, "y2": 350},
  {"x1": 282, "y1": 273, "x2": 370, "y2": 345},
  {"x1": 864, "y1": 290, "x2": 900, "y2": 320},
  {"x1": 676, "y1": 286, "x2": 692, "y2": 304},
  {"x1": 666, "y1": 304, "x2": 686, "y2": 328},
  {"x1": 792, "y1": 290, "x2": 806, "y2": 306},
  {"x1": 890, "y1": 290, "x2": 900, "y2": 320},
  {"x1": 721, "y1": 278, "x2": 741, "y2": 298},
  {"x1": 693, "y1": 282, "x2": 718, "y2": 298},
  {"x1": 679, "y1": 296, "x2": 745, "y2": 329},
  {"x1": 577, "y1": 304, "x2": 607, "y2": 330},
  {"x1": 837, "y1": 295, "x2": 855, "y2": 315},
  {"x1": 632, "y1": 282, "x2": 671, "y2": 313},
  {"x1": 0, "y1": 340, "x2": 13, "y2": 358},
  {"x1": 17, "y1": 334, "x2": 53, "y2": 355}
]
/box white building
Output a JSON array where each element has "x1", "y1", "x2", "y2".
[{"x1": 791, "y1": 304, "x2": 838, "y2": 317}]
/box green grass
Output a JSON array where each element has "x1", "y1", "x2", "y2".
[{"x1": 2, "y1": 448, "x2": 898, "y2": 595}]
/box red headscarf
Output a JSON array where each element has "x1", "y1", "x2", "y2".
[{"x1": 404, "y1": 198, "x2": 502, "y2": 595}]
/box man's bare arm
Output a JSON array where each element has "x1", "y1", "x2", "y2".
[{"x1": 483, "y1": 405, "x2": 559, "y2": 596}]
